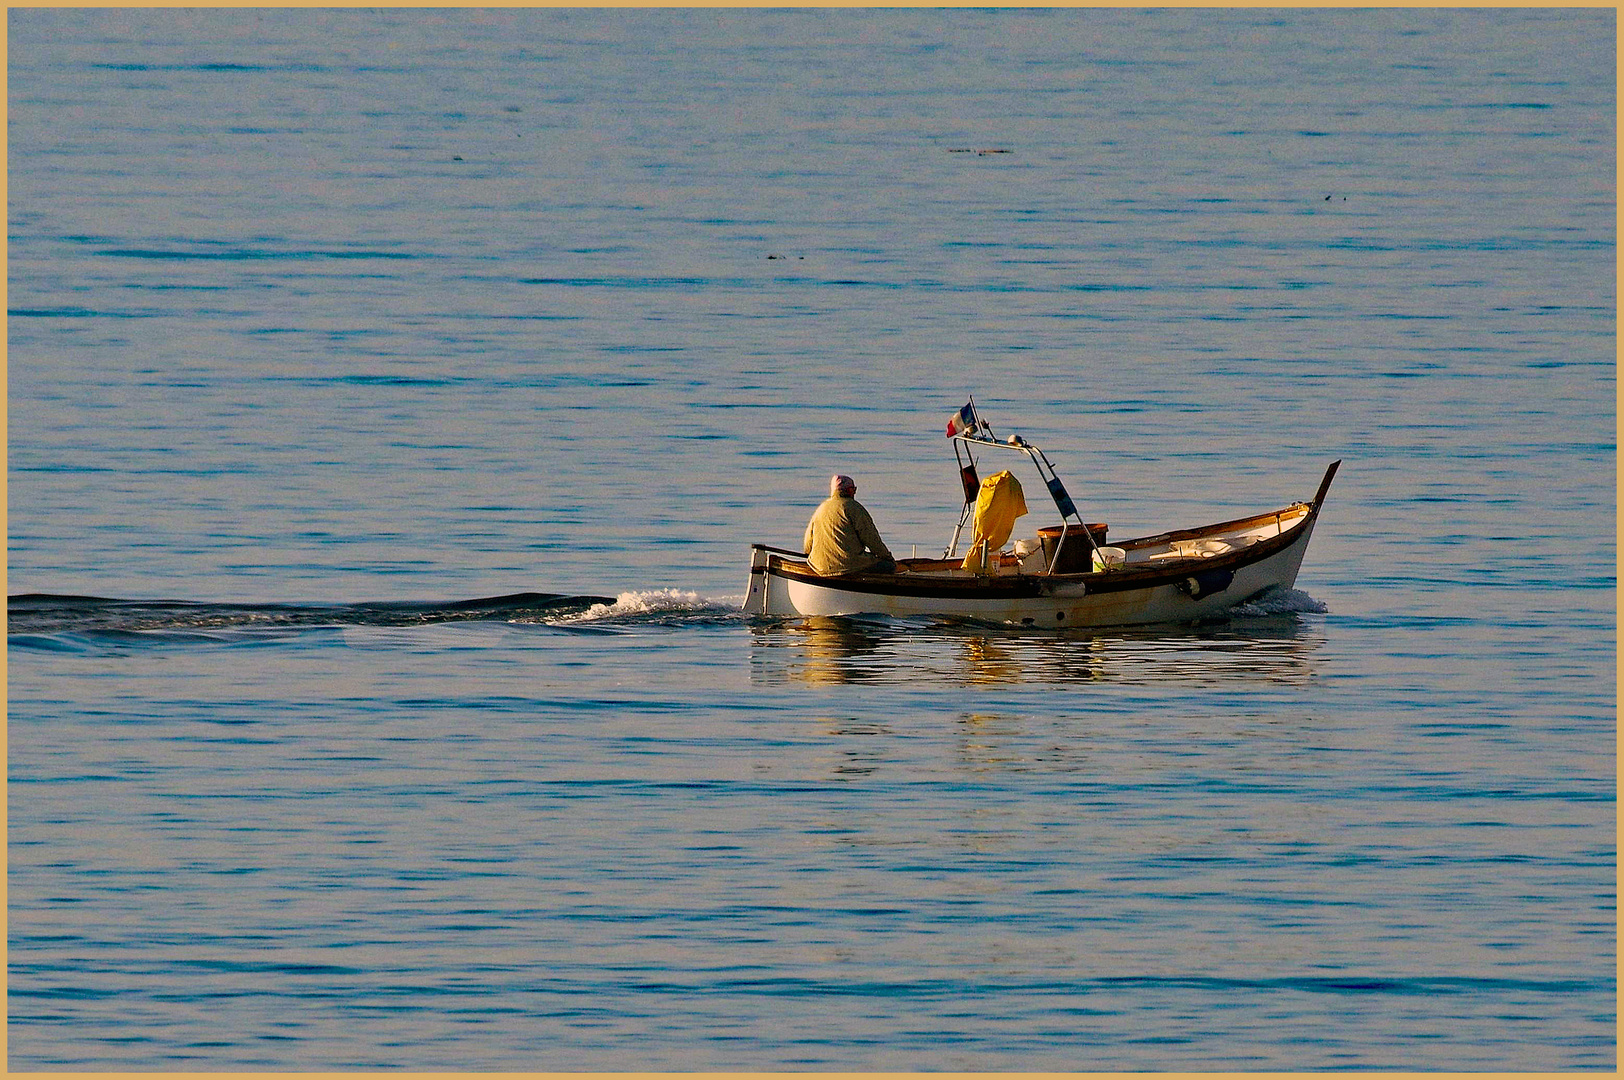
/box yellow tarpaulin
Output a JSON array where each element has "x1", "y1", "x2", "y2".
[{"x1": 961, "y1": 470, "x2": 1028, "y2": 574}]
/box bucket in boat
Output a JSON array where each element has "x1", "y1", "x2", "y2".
[{"x1": 1037, "y1": 523, "x2": 1108, "y2": 575}]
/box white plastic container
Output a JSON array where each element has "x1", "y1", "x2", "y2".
[{"x1": 1091, "y1": 546, "x2": 1127, "y2": 572}]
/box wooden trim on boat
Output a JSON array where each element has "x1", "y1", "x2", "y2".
[
  {"x1": 1312, "y1": 459, "x2": 1342, "y2": 511},
  {"x1": 762, "y1": 500, "x2": 1314, "y2": 601}
]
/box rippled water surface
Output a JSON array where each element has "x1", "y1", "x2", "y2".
[{"x1": 8, "y1": 8, "x2": 1615, "y2": 1070}]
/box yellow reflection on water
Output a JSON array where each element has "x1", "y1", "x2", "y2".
[{"x1": 749, "y1": 614, "x2": 1325, "y2": 688}]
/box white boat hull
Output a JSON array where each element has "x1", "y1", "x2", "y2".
[{"x1": 746, "y1": 462, "x2": 1337, "y2": 629}]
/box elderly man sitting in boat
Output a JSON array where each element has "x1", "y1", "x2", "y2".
[{"x1": 804, "y1": 474, "x2": 896, "y2": 576}]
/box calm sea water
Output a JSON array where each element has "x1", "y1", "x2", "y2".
[{"x1": 8, "y1": 8, "x2": 1615, "y2": 1070}]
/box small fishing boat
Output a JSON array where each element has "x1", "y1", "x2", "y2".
[{"x1": 745, "y1": 402, "x2": 1339, "y2": 628}]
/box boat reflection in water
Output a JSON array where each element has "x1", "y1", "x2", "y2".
[{"x1": 748, "y1": 604, "x2": 1326, "y2": 688}]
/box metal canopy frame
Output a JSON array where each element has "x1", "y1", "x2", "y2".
[{"x1": 944, "y1": 409, "x2": 1101, "y2": 574}]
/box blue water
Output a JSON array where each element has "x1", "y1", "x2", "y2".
[{"x1": 8, "y1": 7, "x2": 1615, "y2": 1070}]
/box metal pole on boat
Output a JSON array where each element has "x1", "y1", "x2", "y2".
[
  {"x1": 945, "y1": 437, "x2": 979, "y2": 557},
  {"x1": 1020, "y1": 442, "x2": 1101, "y2": 574},
  {"x1": 945, "y1": 410, "x2": 1107, "y2": 575}
]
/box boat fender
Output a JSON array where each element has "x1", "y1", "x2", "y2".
[{"x1": 1178, "y1": 568, "x2": 1234, "y2": 600}]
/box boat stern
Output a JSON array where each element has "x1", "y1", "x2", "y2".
[{"x1": 744, "y1": 544, "x2": 799, "y2": 616}]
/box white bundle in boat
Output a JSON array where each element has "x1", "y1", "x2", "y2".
[
  {"x1": 1013, "y1": 537, "x2": 1046, "y2": 572},
  {"x1": 1092, "y1": 546, "x2": 1127, "y2": 571}
]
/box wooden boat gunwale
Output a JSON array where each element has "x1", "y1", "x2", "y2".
[
  {"x1": 744, "y1": 405, "x2": 1338, "y2": 624},
  {"x1": 756, "y1": 484, "x2": 1328, "y2": 602}
]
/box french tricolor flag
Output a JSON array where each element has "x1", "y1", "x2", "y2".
[{"x1": 946, "y1": 401, "x2": 977, "y2": 437}]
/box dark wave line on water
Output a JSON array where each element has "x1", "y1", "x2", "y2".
[
  {"x1": 96, "y1": 247, "x2": 420, "y2": 261},
  {"x1": 605, "y1": 972, "x2": 1608, "y2": 1000},
  {"x1": 7, "y1": 591, "x2": 618, "y2": 637},
  {"x1": 8, "y1": 968, "x2": 1598, "y2": 1003}
]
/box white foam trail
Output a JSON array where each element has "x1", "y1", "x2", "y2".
[
  {"x1": 1230, "y1": 587, "x2": 1327, "y2": 618},
  {"x1": 550, "y1": 589, "x2": 742, "y2": 624}
]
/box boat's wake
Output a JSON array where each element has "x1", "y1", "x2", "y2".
[
  {"x1": 9, "y1": 584, "x2": 1325, "y2": 650},
  {"x1": 7, "y1": 591, "x2": 618, "y2": 642}
]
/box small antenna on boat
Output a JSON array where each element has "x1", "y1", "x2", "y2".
[{"x1": 961, "y1": 394, "x2": 987, "y2": 441}]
